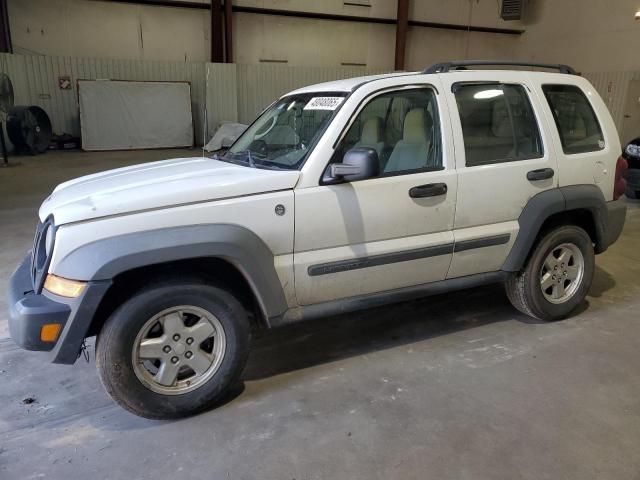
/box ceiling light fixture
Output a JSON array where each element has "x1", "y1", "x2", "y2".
[{"x1": 474, "y1": 89, "x2": 504, "y2": 100}]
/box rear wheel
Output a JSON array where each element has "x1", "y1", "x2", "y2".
[
  {"x1": 96, "y1": 281, "x2": 250, "y2": 419},
  {"x1": 505, "y1": 225, "x2": 594, "y2": 321}
]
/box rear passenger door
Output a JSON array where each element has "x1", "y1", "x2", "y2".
[{"x1": 441, "y1": 72, "x2": 559, "y2": 278}]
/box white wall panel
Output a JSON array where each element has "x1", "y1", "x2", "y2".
[
  {"x1": 0, "y1": 53, "x2": 208, "y2": 145},
  {"x1": 0, "y1": 54, "x2": 388, "y2": 146}
]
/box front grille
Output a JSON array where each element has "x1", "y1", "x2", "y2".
[
  {"x1": 30, "y1": 220, "x2": 44, "y2": 290},
  {"x1": 30, "y1": 218, "x2": 55, "y2": 294}
]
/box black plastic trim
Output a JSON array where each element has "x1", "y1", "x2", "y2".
[
  {"x1": 501, "y1": 185, "x2": 625, "y2": 272},
  {"x1": 54, "y1": 224, "x2": 289, "y2": 321},
  {"x1": 454, "y1": 234, "x2": 511, "y2": 253},
  {"x1": 272, "y1": 272, "x2": 507, "y2": 327},
  {"x1": 308, "y1": 243, "x2": 454, "y2": 276},
  {"x1": 308, "y1": 232, "x2": 512, "y2": 277},
  {"x1": 8, "y1": 255, "x2": 69, "y2": 352},
  {"x1": 425, "y1": 61, "x2": 577, "y2": 75}
]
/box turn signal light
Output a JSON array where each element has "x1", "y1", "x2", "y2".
[
  {"x1": 40, "y1": 323, "x2": 62, "y2": 343},
  {"x1": 44, "y1": 274, "x2": 86, "y2": 298}
]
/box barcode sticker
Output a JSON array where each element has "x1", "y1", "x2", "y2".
[{"x1": 304, "y1": 97, "x2": 344, "y2": 111}]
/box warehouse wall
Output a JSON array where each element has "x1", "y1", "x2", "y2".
[
  {"x1": 0, "y1": 53, "x2": 386, "y2": 146},
  {"x1": 9, "y1": 0, "x2": 521, "y2": 69},
  {"x1": 8, "y1": 0, "x2": 211, "y2": 61},
  {"x1": 515, "y1": 0, "x2": 640, "y2": 72},
  {"x1": 512, "y1": 0, "x2": 640, "y2": 140}
]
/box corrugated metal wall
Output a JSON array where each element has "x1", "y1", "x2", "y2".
[
  {"x1": 234, "y1": 64, "x2": 388, "y2": 124},
  {"x1": 2, "y1": 52, "x2": 635, "y2": 148},
  {"x1": 0, "y1": 53, "x2": 388, "y2": 147},
  {"x1": 583, "y1": 71, "x2": 635, "y2": 133},
  {"x1": 0, "y1": 53, "x2": 208, "y2": 144}
]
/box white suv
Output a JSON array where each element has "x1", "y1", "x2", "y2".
[{"x1": 8, "y1": 61, "x2": 628, "y2": 418}]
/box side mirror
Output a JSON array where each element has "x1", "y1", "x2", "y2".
[
  {"x1": 328, "y1": 147, "x2": 380, "y2": 183},
  {"x1": 624, "y1": 140, "x2": 640, "y2": 159}
]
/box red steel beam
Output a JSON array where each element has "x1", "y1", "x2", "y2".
[
  {"x1": 210, "y1": 0, "x2": 224, "y2": 62},
  {"x1": 394, "y1": 0, "x2": 409, "y2": 70},
  {"x1": 224, "y1": 0, "x2": 232, "y2": 62}
]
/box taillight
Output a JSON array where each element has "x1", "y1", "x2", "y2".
[{"x1": 614, "y1": 156, "x2": 628, "y2": 200}]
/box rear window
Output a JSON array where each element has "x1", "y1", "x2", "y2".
[{"x1": 542, "y1": 84, "x2": 605, "y2": 155}]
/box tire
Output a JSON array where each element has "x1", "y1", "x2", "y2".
[
  {"x1": 505, "y1": 225, "x2": 595, "y2": 322},
  {"x1": 96, "y1": 281, "x2": 250, "y2": 419}
]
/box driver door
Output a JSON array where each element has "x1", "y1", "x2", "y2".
[{"x1": 293, "y1": 86, "x2": 457, "y2": 305}]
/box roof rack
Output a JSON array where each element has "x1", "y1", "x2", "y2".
[{"x1": 423, "y1": 61, "x2": 577, "y2": 75}]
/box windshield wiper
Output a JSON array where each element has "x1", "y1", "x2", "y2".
[{"x1": 246, "y1": 150, "x2": 256, "y2": 168}]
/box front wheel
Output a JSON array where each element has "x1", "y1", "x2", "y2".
[
  {"x1": 96, "y1": 282, "x2": 250, "y2": 419},
  {"x1": 505, "y1": 225, "x2": 595, "y2": 321}
]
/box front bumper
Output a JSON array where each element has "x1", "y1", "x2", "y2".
[
  {"x1": 8, "y1": 255, "x2": 70, "y2": 351},
  {"x1": 8, "y1": 254, "x2": 111, "y2": 364}
]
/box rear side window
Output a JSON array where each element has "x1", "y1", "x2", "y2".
[
  {"x1": 454, "y1": 84, "x2": 543, "y2": 167},
  {"x1": 542, "y1": 84, "x2": 605, "y2": 154}
]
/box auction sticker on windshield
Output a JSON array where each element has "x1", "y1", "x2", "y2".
[{"x1": 304, "y1": 97, "x2": 344, "y2": 110}]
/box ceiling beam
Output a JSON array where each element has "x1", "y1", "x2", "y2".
[{"x1": 98, "y1": 1, "x2": 524, "y2": 35}]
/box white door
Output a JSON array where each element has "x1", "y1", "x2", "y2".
[
  {"x1": 440, "y1": 72, "x2": 559, "y2": 278},
  {"x1": 294, "y1": 86, "x2": 457, "y2": 305}
]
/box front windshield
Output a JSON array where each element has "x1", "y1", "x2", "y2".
[{"x1": 222, "y1": 92, "x2": 347, "y2": 170}]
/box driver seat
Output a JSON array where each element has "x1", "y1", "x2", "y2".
[{"x1": 384, "y1": 108, "x2": 433, "y2": 173}]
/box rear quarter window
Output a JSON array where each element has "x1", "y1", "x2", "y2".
[{"x1": 542, "y1": 84, "x2": 605, "y2": 155}]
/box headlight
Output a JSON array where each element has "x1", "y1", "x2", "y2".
[
  {"x1": 44, "y1": 223, "x2": 54, "y2": 256},
  {"x1": 625, "y1": 143, "x2": 640, "y2": 158},
  {"x1": 44, "y1": 274, "x2": 86, "y2": 298}
]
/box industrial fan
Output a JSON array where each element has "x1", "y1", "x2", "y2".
[{"x1": 7, "y1": 104, "x2": 53, "y2": 155}]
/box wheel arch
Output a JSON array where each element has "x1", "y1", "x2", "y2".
[
  {"x1": 502, "y1": 185, "x2": 609, "y2": 272},
  {"x1": 54, "y1": 224, "x2": 288, "y2": 354}
]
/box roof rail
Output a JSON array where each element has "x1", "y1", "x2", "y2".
[{"x1": 423, "y1": 61, "x2": 577, "y2": 75}]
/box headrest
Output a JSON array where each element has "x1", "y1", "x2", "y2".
[
  {"x1": 403, "y1": 108, "x2": 433, "y2": 143},
  {"x1": 492, "y1": 100, "x2": 512, "y2": 138},
  {"x1": 361, "y1": 116, "x2": 383, "y2": 144}
]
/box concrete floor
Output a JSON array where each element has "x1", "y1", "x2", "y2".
[{"x1": 1, "y1": 149, "x2": 640, "y2": 479}]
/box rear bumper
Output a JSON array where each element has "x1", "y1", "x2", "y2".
[
  {"x1": 8, "y1": 253, "x2": 111, "y2": 364},
  {"x1": 602, "y1": 199, "x2": 626, "y2": 249}
]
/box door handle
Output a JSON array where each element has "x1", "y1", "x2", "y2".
[
  {"x1": 409, "y1": 182, "x2": 448, "y2": 198},
  {"x1": 527, "y1": 168, "x2": 554, "y2": 181}
]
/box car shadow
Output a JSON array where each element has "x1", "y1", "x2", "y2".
[
  {"x1": 589, "y1": 265, "x2": 617, "y2": 298},
  {"x1": 241, "y1": 282, "x2": 519, "y2": 381}
]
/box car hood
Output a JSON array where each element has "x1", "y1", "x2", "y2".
[{"x1": 40, "y1": 156, "x2": 300, "y2": 225}]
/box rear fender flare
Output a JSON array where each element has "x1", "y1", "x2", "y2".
[{"x1": 502, "y1": 185, "x2": 607, "y2": 272}]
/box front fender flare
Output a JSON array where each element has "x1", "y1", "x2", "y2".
[{"x1": 55, "y1": 224, "x2": 289, "y2": 320}]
